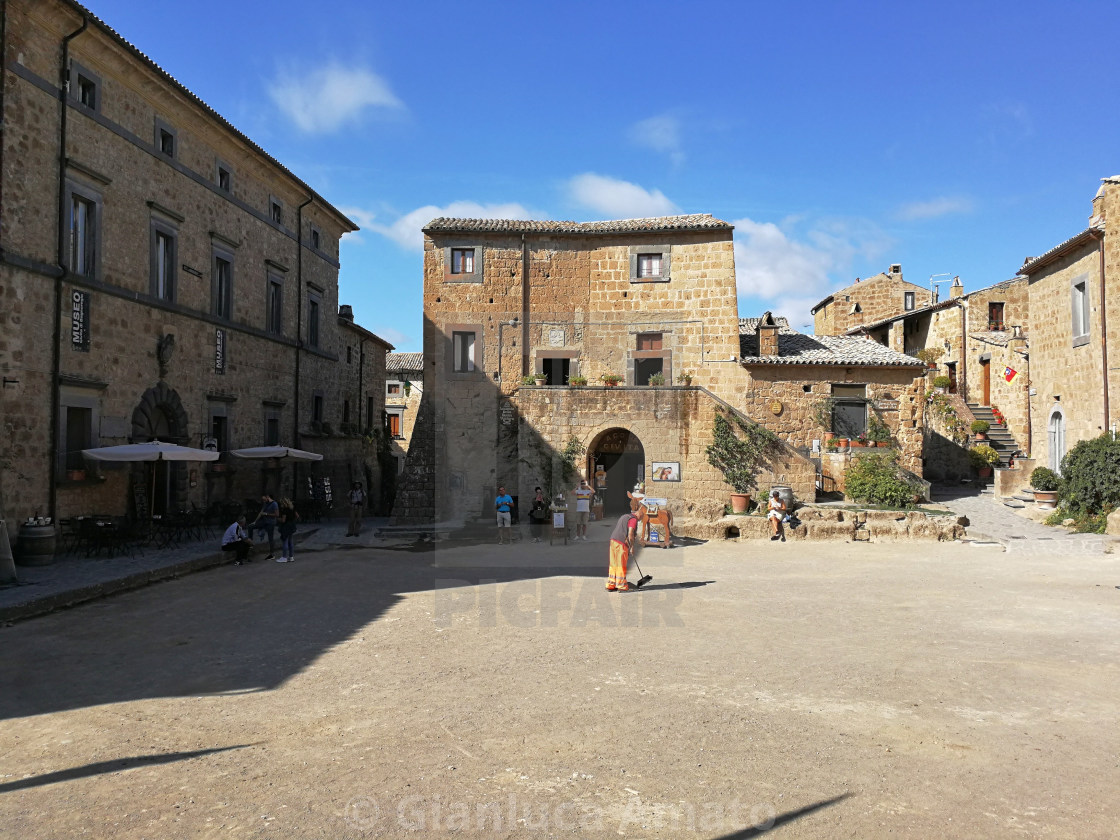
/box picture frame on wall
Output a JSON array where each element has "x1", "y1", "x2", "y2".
[{"x1": 651, "y1": 462, "x2": 680, "y2": 481}]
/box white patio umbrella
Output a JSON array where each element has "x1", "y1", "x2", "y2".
[
  {"x1": 82, "y1": 440, "x2": 221, "y2": 462},
  {"x1": 229, "y1": 446, "x2": 323, "y2": 461}
]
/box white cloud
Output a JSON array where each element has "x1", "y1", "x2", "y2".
[
  {"x1": 357, "y1": 201, "x2": 537, "y2": 252},
  {"x1": 629, "y1": 114, "x2": 684, "y2": 165},
  {"x1": 568, "y1": 173, "x2": 678, "y2": 219},
  {"x1": 733, "y1": 216, "x2": 890, "y2": 323},
  {"x1": 896, "y1": 196, "x2": 974, "y2": 221},
  {"x1": 268, "y1": 62, "x2": 403, "y2": 134}
]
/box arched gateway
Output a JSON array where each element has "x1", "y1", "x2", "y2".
[
  {"x1": 130, "y1": 382, "x2": 190, "y2": 516},
  {"x1": 587, "y1": 428, "x2": 645, "y2": 515}
]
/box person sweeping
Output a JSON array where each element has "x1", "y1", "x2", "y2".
[{"x1": 606, "y1": 496, "x2": 641, "y2": 592}]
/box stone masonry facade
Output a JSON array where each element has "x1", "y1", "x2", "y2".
[
  {"x1": 0, "y1": 0, "x2": 389, "y2": 527},
  {"x1": 812, "y1": 266, "x2": 932, "y2": 336}
]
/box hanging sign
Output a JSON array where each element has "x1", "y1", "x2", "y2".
[
  {"x1": 215, "y1": 328, "x2": 226, "y2": 374},
  {"x1": 71, "y1": 290, "x2": 90, "y2": 351}
]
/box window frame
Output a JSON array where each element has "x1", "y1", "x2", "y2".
[
  {"x1": 988, "y1": 301, "x2": 1005, "y2": 331},
  {"x1": 270, "y1": 196, "x2": 284, "y2": 226},
  {"x1": 215, "y1": 159, "x2": 233, "y2": 194},
  {"x1": 307, "y1": 290, "x2": 322, "y2": 349},
  {"x1": 211, "y1": 247, "x2": 235, "y2": 321},
  {"x1": 69, "y1": 60, "x2": 101, "y2": 113},
  {"x1": 154, "y1": 117, "x2": 178, "y2": 159},
  {"x1": 386, "y1": 380, "x2": 403, "y2": 397},
  {"x1": 266, "y1": 273, "x2": 284, "y2": 336},
  {"x1": 1071, "y1": 275, "x2": 1090, "y2": 347},
  {"x1": 57, "y1": 384, "x2": 102, "y2": 482},
  {"x1": 452, "y1": 330, "x2": 477, "y2": 373},
  {"x1": 149, "y1": 218, "x2": 178, "y2": 302},
  {"x1": 386, "y1": 407, "x2": 405, "y2": 438},
  {"x1": 904, "y1": 291, "x2": 915, "y2": 311},
  {"x1": 66, "y1": 181, "x2": 101, "y2": 278},
  {"x1": 443, "y1": 245, "x2": 483, "y2": 282},
  {"x1": 636, "y1": 253, "x2": 662, "y2": 279},
  {"x1": 629, "y1": 244, "x2": 672, "y2": 283}
]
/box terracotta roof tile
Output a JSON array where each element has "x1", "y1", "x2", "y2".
[
  {"x1": 386, "y1": 352, "x2": 424, "y2": 372},
  {"x1": 739, "y1": 319, "x2": 924, "y2": 367},
  {"x1": 423, "y1": 214, "x2": 732, "y2": 235}
]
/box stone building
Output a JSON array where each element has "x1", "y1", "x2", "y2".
[
  {"x1": 1018, "y1": 176, "x2": 1118, "y2": 472},
  {"x1": 0, "y1": 0, "x2": 385, "y2": 527},
  {"x1": 384, "y1": 352, "x2": 424, "y2": 476},
  {"x1": 394, "y1": 215, "x2": 926, "y2": 529},
  {"x1": 811, "y1": 265, "x2": 932, "y2": 336}
]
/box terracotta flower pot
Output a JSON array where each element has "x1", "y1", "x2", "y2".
[
  {"x1": 729, "y1": 493, "x2": 750, "y2": 514},
  {"x1": 1033, "y1": 490, "x2": 1058, "y2": 510},
  {"x1": 836, "y1": 438, "x2": 850, "y2": 449}
]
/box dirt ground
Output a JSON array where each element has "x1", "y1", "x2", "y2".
[{"x1": 2, "y1": 528, "x2": 1120, "y2": 838}]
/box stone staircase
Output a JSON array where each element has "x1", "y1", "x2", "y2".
[{"x1": 966, "y1": 404, "x2": 1020, "y2": 468}]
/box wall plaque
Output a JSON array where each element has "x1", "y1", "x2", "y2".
[
  {"x1": 875, "y1": 399, "x2": 900, "y2": 411},
  {"x1": 215, "y1": 328, "x2": 226, "y2": 374},
  {"x1": 769, "y1": 399, "x2": 783, "y2": 415},
  {"x1": 548, "y1": 328, "x2": 565, "y2": 347}
]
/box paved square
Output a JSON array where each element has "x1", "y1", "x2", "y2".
[{"x1": 2, "y1": 530, "x2": 1119, "y2": 838}]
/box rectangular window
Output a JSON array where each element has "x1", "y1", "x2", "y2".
[
  {"x1": 386, "y1": 381, "x2": 402, "y2": 396},
  {"x1": 271, "y1": 198, "x2": 283, "y2": 225},
  {"x1": 347, "y1": 345, "x2": 353, "y2": 364},
  {"x1": 1072, "y1": 279, "x2": 1089, "y2": 344},
  {"x1": 831, "y1": 384, "x2": 868, "y2": 438},
  {"x1": 343, "y1": 400, "x2": 351, "y2": 424},
  {"x1": 637, "y1": 254, "x2": 662, "y2": 278},
  {"x1": 308, "y1": 294, "x2": 321, "y2": 348},
  {"x1": 265, "y1": 417, "x2": 280, "y2": 446},
  {"x1": 904, "y1": 291, "x2": 915, "y2": 311},
  {"x1": 451, "y1": 248, "x2": 474, "y2": 275},
  {"x1": 267, "y1": 276, "x2": 283, "y2": 335},
  {"x1": 77, "y1": 75, "x2": 97, "y2": 109},
  {"x1": 155, "y1": 119, "x2": 177, "y2": 158},
  {"x1": 65, "y1": 406, "x2": 92, "y2": 471},
  {"x1": 69, "y1": 194, "x2": 96, "y2": 277},
  {"x1": 366, "y1": 396, "x2": 375, "y2": 431},
  {"x1": 152, "y1": 225, "x2": 176, "y2": 301},
  {"x1": 312, "y1": 394, "x2": 324, "y2": 423},
  {"x1": 311, "y1": 228, "x2": 321, "y2": 250},
  {"x1": 388, "y1": 412, "x2": 401, "y2": 437},
  {"x1": 452, "y1": 331, "x2": 476, "y2": 372},
  {"x1": 217, "y1": 164, "x2": 232, "y2": 193},
  {"x1": 211, "y1": 414, "x2": 229, "y2": 453},
  {"x1": 988, "y1": 302, "x2": 1005, "y2": 331},
  {"x1": 212, "y1": 254, "x2": 233, "y2": 319},
  {"x1": 70, "y1": 62, "x2": 101, "y2": 112},
  {"x1": 636, "y1": 332, "x2": 663, "y2": 351}
]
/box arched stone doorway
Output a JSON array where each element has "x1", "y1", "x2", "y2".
[
  {"x1": 131, "y1": 383, "x2": 190, "y2": 516},
  {"x1": 587, "y1": 428, "x2": 645, "y2": 516},
  {"x1": 1048, "y1": 406, "x2": 1066, "y2": 474}
]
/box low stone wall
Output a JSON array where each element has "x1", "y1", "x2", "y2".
[{"x1": 676, "y1": 506, "x2": 966, "y2": 543}]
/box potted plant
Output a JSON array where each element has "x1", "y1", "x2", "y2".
[
  {"x1": 932, "y1": 375, "x2": 951, "y2": 394},
  {"x1": 706, "y1": 409, "x2": 780, "y2": 514},
  {"x1": 600, "y1": 373, "x2": 622, "y2": 388},
  {"x1": 677, "y1": 370, "x2": 694, "y2": 386},
  {"x1": 568, "y1": 375, "x2": 587, "y2": 387},
  {"x1": 914, "y1": 347, "x2": 944, "y2": 370},
  {"x1": 991, "y1": 407, "x2": 1005, "y2": 426},
  {"x1": 521, "y1": 375, "x2": 538, "y2": 386},
  {"x1": 971, "y1": 419, "x2": 990, "y2": 441},
  {"x1": 647, "y1": 371, "x2": 666, "y2": 386},
  {"x1": 867, "y1": 414, "x2": 891, "y2": 447},
  {"x1": 1029, "y1": 467, "x2": 1060, "y2": 510},
  {"x1": 835, "y1": 436, "x2": 850, "y2": 449},
  {"x1": 969, "y1": 444, "x2": 1000, "y2": 478},
  {"x1": 825, "y1": 437, "x2": 841, "y2": 452},
  {"x1": 534, "y1": 372, "x2": 548, "y2": 386},
  {"x1": 853, "y1": 432, "x2": 869, "y2": 447}
]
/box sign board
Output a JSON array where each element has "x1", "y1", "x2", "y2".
[
  {"x1": 500, "y1": 403, "x2": 514, "y2": 426},
  {"x1": 215, "y1": 328, "x2": 226, "y2": 374},
  {"x1": 874, "y1": 399, "x2": 900, "y2": 411},
  {"x1": 70, "y1": 290, "x2": 90, "y2": 351}
]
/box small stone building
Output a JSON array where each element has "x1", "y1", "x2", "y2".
[
  {"x1": 0, "y1": 0, "x2": 387, "y2": 527},
  {"x1": 385, "y1": 352, "x2": 425, "y2": 475},
  {"x1": 811, "y1": 265, "x2": 932, "y2": 336}
]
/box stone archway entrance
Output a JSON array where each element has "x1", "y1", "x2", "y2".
[
  {"x1": 588, "y1": 428, "x2": 645, "y2": 516},
  {"x1": 131, "y1": 382, "x2": 190, "y2": 516}
]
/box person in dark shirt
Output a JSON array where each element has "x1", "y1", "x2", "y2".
[
  {"x1": 606, "y1": 497, "x2": 640, "y2": 591},
  {"x1": 528, "y1": 487, "x2": 548, "y2": 543},
  {"x1": 251, "y1": 493, "x2": 279, "y2": 560}
]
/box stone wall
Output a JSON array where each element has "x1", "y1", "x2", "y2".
[{"x1": 814, "y1": 271, "x2": 932, "y2": 336}]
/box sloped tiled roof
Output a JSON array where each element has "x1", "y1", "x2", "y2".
[
  {"x1": 970, "y1": 330, "x2": 1028, "y2": 348},
  {"x1": 1020, "y1": 226, "x2": 1104, "y2": 275},
  {"x1": 386, "y1": 352, "x2": 424, "y2": 373},
  {"x1": 844, "y1": 298, "x2": 961, "y2": 334},
  {"x1": 739, "y1": 320, "x2": 925, "y2": 367},
  {"x1": 423, "y1": 214, "x2": 732, "y2": 235},
  {"x1": 59, "y1": 1, "x2": 357, "y2": 231}
]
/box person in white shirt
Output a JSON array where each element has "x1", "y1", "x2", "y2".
[
  {"x1": 221, "y1": 516, "x2": 253, "y2": 564},
  {"x1": 347, "y1": 482, "x2": 365, "y2": 537},
  {"x1": 572, "y1": 479, "x2": 594, "y2": 541}
]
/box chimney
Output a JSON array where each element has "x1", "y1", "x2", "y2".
[
  {"x1": 949, "y1": 276, "x2": 964, "y2": 299},
  {"x1": 757, "y1": 311, "x2": 780, "y2": 356},
  {"x1": 1090, "y1": 183, "x2": 1106, "y2": 227},
  {"x1": 1008, "y1": 324, "x2": 1027, "y2": 353},
  {"x1": 339, "y1": 304, "x2": 354, "y2": 321}
]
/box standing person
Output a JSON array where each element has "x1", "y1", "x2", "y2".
[
  {"x1": 276, "y1": 498, "x2": 300, "y2": 562},
  {"x1": 495, "y1": 485, "x2": 514, "y2": 544},
  {"x1": 572, "y1": 478, "x2": 594, "y2": 541},
  {"x1": 251, "y1": 493, "x2": 279, "y2": 560},
  {"x1": 528, "y1": 487, "x2": 548, "y2": 543},
  {"x1": 767, "y1": 489, "x2": 787, "y2": 541},
  {"x1": 221, "y1": 516, "x2": 253, "y2": 565},
  {"x1": 347, "y1": 482, "x2": 365, "y2": 537},
  {"x1": 606, "y1": 498, "x2": 640, "y2": 591}
]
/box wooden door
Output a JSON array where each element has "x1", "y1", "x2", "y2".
[{"x1": 981, "y1": 359, "x2": 990, "y2": 405}]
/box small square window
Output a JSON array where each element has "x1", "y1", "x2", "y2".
[
  {"x1": 387, "y1": 382, "x2": 402, "y2": 396},
  {"x1": 636, "y1": 332, "x2": 663, "y2": 351},
  {"x1": 451, "y1": 248, "x2": 474, "y2": 274},
  {"x1": 637, "y1": 254, "x2": 662, "y2": 278},
  {"x1": 70, "y1": 61, "x2": 101, "y2": 113},
  {"x1": 159, "y1": 129, "x2": 175, "y2": 157},
  {"x1": 217, "y1": 165, "x2": 232, "y2": 193},
  {"x1": 271, "y1": 199, "x2": 283, "y2": 225},
  {"x1": 77, "y1": 75, "x2": 97, "y2": 109}
]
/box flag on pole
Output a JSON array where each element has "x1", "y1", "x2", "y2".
[{"x1": 1004, "y1": 366, "x2": 1019, "y2": 384}]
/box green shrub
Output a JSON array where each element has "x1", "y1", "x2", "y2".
[
  {"x1": 706, "y1": 410, "x2": 780, "y2": 494},
  {"x1": 1029, "y1": 467, "x2": 1060, "y2": 492},
  {"x1": 970, "y1": 419, "x2": 990, "y2": 434},
  {"x1": 932, "y1": 375, "x2": 951, "y2": 389},
  {"x1": 843, "y1": 452, "x2": 917, "y2": 507},
  {"x1": 969, "y1": 444, "x2": 1000, "y2": 469},
  {"x1": 1059, "y1": 433, "x2": 1120, "y2": 514},
  {"x1": 867, "y1": 414, "x2": 891, "y2": 443}
]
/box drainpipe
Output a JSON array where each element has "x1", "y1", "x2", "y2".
[
  {"x1": 0, "y1": 0, "x2": 8, "y2": 257},
  {"x1": 959, "y1": 300, "x2": 967, "y2": 401},
  {"x1": 49, "y1": 17, "x2": 89, "y2": 522},
  {"x1": 292, "y1": 197, "x2": 312, "y2": 498},
  {"x1": 1092, "y1": 230, "x2": 1109, "y2": 430},
  {"x1": 1024, "y1": 347, "x2": 1032, "y2": 459},
  {"x1": 521, "y1": 233, "x2": 529, "y2": 379}
]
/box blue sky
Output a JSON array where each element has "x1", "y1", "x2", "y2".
[{"x1": 92, "y1": 0, "x2": 1120, "y2": 349}]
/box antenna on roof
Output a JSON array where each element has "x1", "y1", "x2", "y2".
[{"x1": 928, "y1": 273, "x2": 952, "y2": 303}]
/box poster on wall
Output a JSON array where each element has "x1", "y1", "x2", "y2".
[
  {"x1": 71, "y1": 290, "x2": 90, "y2": 351},
  {"x1": 651, "y1": 462, "x2": 680, "y2": 482}
]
